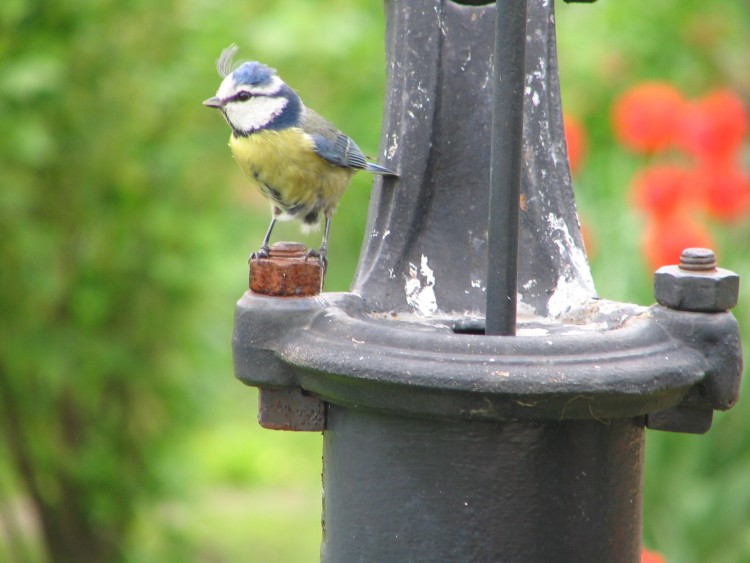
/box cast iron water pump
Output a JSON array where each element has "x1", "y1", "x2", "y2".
[{"x1": 233, "y1": 0, "x2": 743, "y2": 560}]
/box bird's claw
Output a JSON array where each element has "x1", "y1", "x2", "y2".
[
  {"x1": 249, "y1": 245, "x2": 271, "y2": 262},
  {"x1": 305, "y1": 248, "x2": 328, "y2": 270}
]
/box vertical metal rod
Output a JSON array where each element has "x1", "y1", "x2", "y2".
[{"x1": 486, "y1": 0, "x2": 528, "y2": 336}]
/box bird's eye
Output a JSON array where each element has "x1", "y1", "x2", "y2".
[{"x1": 236, "y1": 91, "x2": 253, "y2": 101}]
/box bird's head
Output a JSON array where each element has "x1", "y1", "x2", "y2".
[{"x1": 204, "y1": 45, "x2": 302, "y2": 135}]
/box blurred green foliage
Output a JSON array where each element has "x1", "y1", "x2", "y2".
[
  {"x1": 0, "y1": 0, "x2": 747, "y2": 561},
  {"x1": 0, "y1": 1, "x2": 237, "y2": 560}
]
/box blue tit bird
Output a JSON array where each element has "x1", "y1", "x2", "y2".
[{"x1": 203, "y1": 45, "x2": 396, "y2": 265}]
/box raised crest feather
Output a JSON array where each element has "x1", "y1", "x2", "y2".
[{"x1": 217, "y1": 44, "x2": 239, "y2": 78}]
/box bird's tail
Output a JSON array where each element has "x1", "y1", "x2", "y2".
[{"x1": 365, "y1": 162, "x2": 398, "y2": 176}]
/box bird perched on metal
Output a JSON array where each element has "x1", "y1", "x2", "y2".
[{"x1": 204, "y1": 45, "x2": 396, "y2": 265}]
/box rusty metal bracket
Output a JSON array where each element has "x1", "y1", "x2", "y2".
[
  {"x1": 246, "y1": 242, "x2": 327, "y2": 431},
  {"x1": 258, "y1": 387, "x2": 326, "y2": 431}
]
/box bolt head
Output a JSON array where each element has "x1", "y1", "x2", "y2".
[
  {"x1": 679, "y1": 247, "x2": 717, "y2": 271},
  {"x1": 654, "y1": 264, "x2": 740, "y2": 312}
]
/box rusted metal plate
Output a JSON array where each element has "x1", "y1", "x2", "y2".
[
  {"x1": 249, "y1": 241, "x2": 323, "y2": 297},
  {"x1": 258, "y1": 387, "x2": 326, "y2": 431}
]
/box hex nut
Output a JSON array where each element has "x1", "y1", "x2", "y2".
[
  {"x1": 654, "y1": 265, "x2": 740, "y2": 312},
  {"x1": 249, "y1": 242, "x2": 324, "y2": 297}
]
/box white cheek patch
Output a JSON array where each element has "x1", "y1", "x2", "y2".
[{"x1": 225, "y1": 96, "x2": 288, "y2": 132}]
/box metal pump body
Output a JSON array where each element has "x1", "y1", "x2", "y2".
[{"x1": 232, "y1": 1, "x2": 743, "y2": 561}]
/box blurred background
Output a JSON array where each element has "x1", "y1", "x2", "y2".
[{"x1": 1, "y1": 0, "x2": 748, "y2": 561}]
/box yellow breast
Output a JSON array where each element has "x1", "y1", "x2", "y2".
[{"x1": 229, "y1": 129, "x2": 354, "y2": 222}]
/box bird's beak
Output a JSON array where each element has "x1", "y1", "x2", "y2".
[{"x1": 203, "y1": 96, "x2": 223, "y2": 109}]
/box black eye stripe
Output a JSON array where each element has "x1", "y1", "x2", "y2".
[
  {"x1": 232, "y1": 91, "x2": 253, "y2": 102},
  {"x1": 227, "y1": 91, "x2": 275, "y2": 103}
]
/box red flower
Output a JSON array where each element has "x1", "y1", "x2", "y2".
[
  {"x1": 692, "y1": 163, "x2": 750, "y2": 222},
  {"x1": 613, "y1": 82, "x2": 686, "y2": 153},
  {"x1": 679, "y1": 90, "x2": 748, "y2": 162},
  {"x1": 616, "y1": 82, "x2": 748, "y2": 268},
  {"x1": 564, "y1": 113, "x2": 587, "y2": 176},
  {"x1": 631, "y1": 164, "x2": 699, "y2": 220},
  {"x1": 641, "y1": 547, "x2": 667, "y2": 563},
  {"x1": 643, "y1": 213, "x2": 715, "y2": 271}
]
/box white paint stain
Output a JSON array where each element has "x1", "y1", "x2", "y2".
[
  {"x1": 517, "y1": 327, "x2": 550, "y2": 337},
  {"x1": 404, "y1": 255, "x2": 438, "y2": 316},
  {"x1": 516, "y1": 293, "x2": 537, "y2": 318},
  {"x1": 545, "y1": 213, "x2": 596, "y2": 319},
  {"x1": 547, "y1": 276, "x2": 591, "y2": 319},
  {"x1": 387, "y1": 134, "x2": 399, "y2": 159}
]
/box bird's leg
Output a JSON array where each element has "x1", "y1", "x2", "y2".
[
  {"x1": 319, "y1": 216, "x2": 331, "y2": 261},
  {"x1": 305, "y1": 216, "x2": 330, "y2": 270},
  {"x1": 250, "y1": 214, "x2": 277, "y2": 261}
]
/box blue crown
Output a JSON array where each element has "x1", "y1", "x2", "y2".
[{"x1": 233, "y1": 62, "x2": 276, "y2": 87}]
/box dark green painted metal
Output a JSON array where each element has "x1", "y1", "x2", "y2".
[{"x1": 231, "y1": 0, "x2": 743, "y2": 560}]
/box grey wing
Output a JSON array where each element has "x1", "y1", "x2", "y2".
[{"x1": 303, "y1": 109, "x2": 369, "y2": 170}]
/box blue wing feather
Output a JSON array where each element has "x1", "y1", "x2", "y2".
[
  {"x1": 311, "y1": 132, "x2": 368, "y2": 170},
  {"x1": 303, "y1": 109, "x2": 396, "y2": 175}
]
